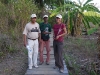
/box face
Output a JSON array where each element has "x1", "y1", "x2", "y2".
[
  {"x1": 31, "y1": 17, "x2": 36, "y2": 23},
  {"x1": 56, "y1": 17, "x2": 62, "y2": 23},
  {"x1": 43, "y1": 17, "x2": 48, "y2": 22}
]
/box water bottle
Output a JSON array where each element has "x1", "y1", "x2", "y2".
[
  {"x1": 26, "y1": 45, "x2": 32, "y2": 52},
  {"x1": 26, "y1": 45, "x2": 32, "y2": 58},
  {"x1": 45, "y1": 27, "x2": 49, "y2": 36}
]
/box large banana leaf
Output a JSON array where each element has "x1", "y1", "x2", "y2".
[
  {"x1": 84, "y1": 11, "x2": 100, "y2": 25},
  {"x1": 84, "y1": 11, "x2": 100, "y2": 17},
  {"x1": 83, "y1": 0, "x2": 93, "y2": 6},
  {"x1": 49, "y1": 0, "x2": 100, "y2": 35}
]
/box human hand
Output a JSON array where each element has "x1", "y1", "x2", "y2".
[
  {"x1": 43, "y1": 31, "x2": 49, "y2": 34},
  {"x1": 39, "y1": 39, "x2": 42, "y2": 43},
  {"x1": 24, "y1": 42, "x2": 27, "y2": 47},
  {"x1": 55, "y1": 35, "x2": 61, "y2": 40}
]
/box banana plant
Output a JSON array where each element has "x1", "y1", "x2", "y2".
[{"x1": 50, "y1": 0, "x2": 100, "y2": 36}]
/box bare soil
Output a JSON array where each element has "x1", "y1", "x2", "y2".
[{"x1": 0, "y1": 48, "x2": 28, "y2": 75}]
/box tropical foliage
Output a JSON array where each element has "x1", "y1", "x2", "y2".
[{"x1": 50, "y1": 0, "x2": 100, "y2": 36}]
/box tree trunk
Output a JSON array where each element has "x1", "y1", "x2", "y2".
[{"x1": 73, "y1": 13, "x2": 82, "y2": 36}]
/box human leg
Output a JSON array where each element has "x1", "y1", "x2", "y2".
[
  {"x1": 27, "y1": 39, "x2": 34, "y2": 69},
  {"x1": 45, "y1": 40, "x2": 51, "y2": 63},
  {"x1": 39, "y1": 40, "x2": 45, "y2": 64},
  {"x1": 33, "y1": 39, "x2": 39, "y2": 67},
  {"x1": 57, "y1": 41, "x2": 64, "y2": 72},
  {"x1": 53, "y1": 40, "x2": 59, "y2": 67}
]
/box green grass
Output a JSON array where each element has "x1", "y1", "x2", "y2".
[
  {"x1": 64, "y1": 38, "x2": 99, "y2": 75},
  {"x1": 87, "y1": 27, "x2": 98, "y2": 35}
]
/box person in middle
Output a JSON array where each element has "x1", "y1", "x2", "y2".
[{"x1": 39, "y1": 15, "x2": 51, "y2": 65}]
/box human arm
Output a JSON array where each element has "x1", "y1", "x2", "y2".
[
  {"x1": 39, "y1": 33, "x2": 41, "y2": 42},
  {"x1": 23, "y1": 34, "x2": 27, "y2": 47},
  {"x1": 23, "y1": 25, "x2": 28, "y2": 47},
  {"x1": 38, "y1": 25, "x2": 42, "y2": 43}
]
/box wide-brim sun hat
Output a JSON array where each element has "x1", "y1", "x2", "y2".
[
  {"x1": 56, "y1": 14, "x2": 62, "y2": 18},
  {"x1": 31, "y1": 14, "x2": 37, "y2": 18}
]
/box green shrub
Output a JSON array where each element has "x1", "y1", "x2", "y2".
[
  {"x1": 0, "y1": 35, "x2": 18, "y2": 57},
  {"x1": 0, "y1": 0, "x2": 40, "y2": 57},
  {"x1": 87, "y1": 27, "x2": 98, "y2": 35},
  {"x1": 0, "y1": 52, "x2": 4, "y2": 57}
]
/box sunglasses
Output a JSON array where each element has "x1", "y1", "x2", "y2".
[
  {"x1": 31, "y1": 17, "x2": 36, "y2": 19},
  {"x1": 43, "y1": 17, "x2": 48, "y2": 18},
  {"x1": 56, "y1": 17, "x2": 60, "y2": 19}
]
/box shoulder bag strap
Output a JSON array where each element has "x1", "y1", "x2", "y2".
[{"x1": 57, "y1": 24, "x2": 62, "y2": 36}]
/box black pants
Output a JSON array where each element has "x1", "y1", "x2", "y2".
[{"x1": 53, "y1": 40, "x2": 64, "y2": 69}]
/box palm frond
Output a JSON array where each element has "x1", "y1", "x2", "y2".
[
  {"x1": 79, "y1": 11, "x2": 90, "y2": 28},
  {"x1": 77, "y1": 0, "x2": 82, "y2": 6},
  {"x1": 83, "y1": 4, "x2": 100, "y2": 12},
  {"x1": 83, "y1": 0, "x2": 93, "y2": 6},
  {"x1": 84, "y1": 11, "x2": 100, "y2": 17}
]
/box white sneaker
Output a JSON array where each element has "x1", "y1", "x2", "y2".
[
  {"x1": 34, "y1": 65, "x2": 39, "y2": 68},
  {"x1": 59, "y1": 69, "x2": 64, "y2": 73},
  {"x1": 29, "y1": 66, "x2": 32, "y2": 69}
]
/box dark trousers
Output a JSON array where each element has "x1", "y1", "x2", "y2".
[{"x1": 53, "y1": 40, "x2": 64, "y2": 69}]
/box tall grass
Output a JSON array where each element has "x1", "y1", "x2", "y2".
[
  {"x1": 0, "y1": 0, "x2": 39, "y2": 57},
  {"x1": 64, "y1": 38, "x2": 99, "y2": 75}
]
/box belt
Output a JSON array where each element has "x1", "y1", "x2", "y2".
[{"x1": 28, "y1": 38, "x2": 37, "y2": 40}]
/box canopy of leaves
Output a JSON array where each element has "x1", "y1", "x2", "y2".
[{"x1": 34, "y1": 0, "x2": 65, "y2": 9}]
